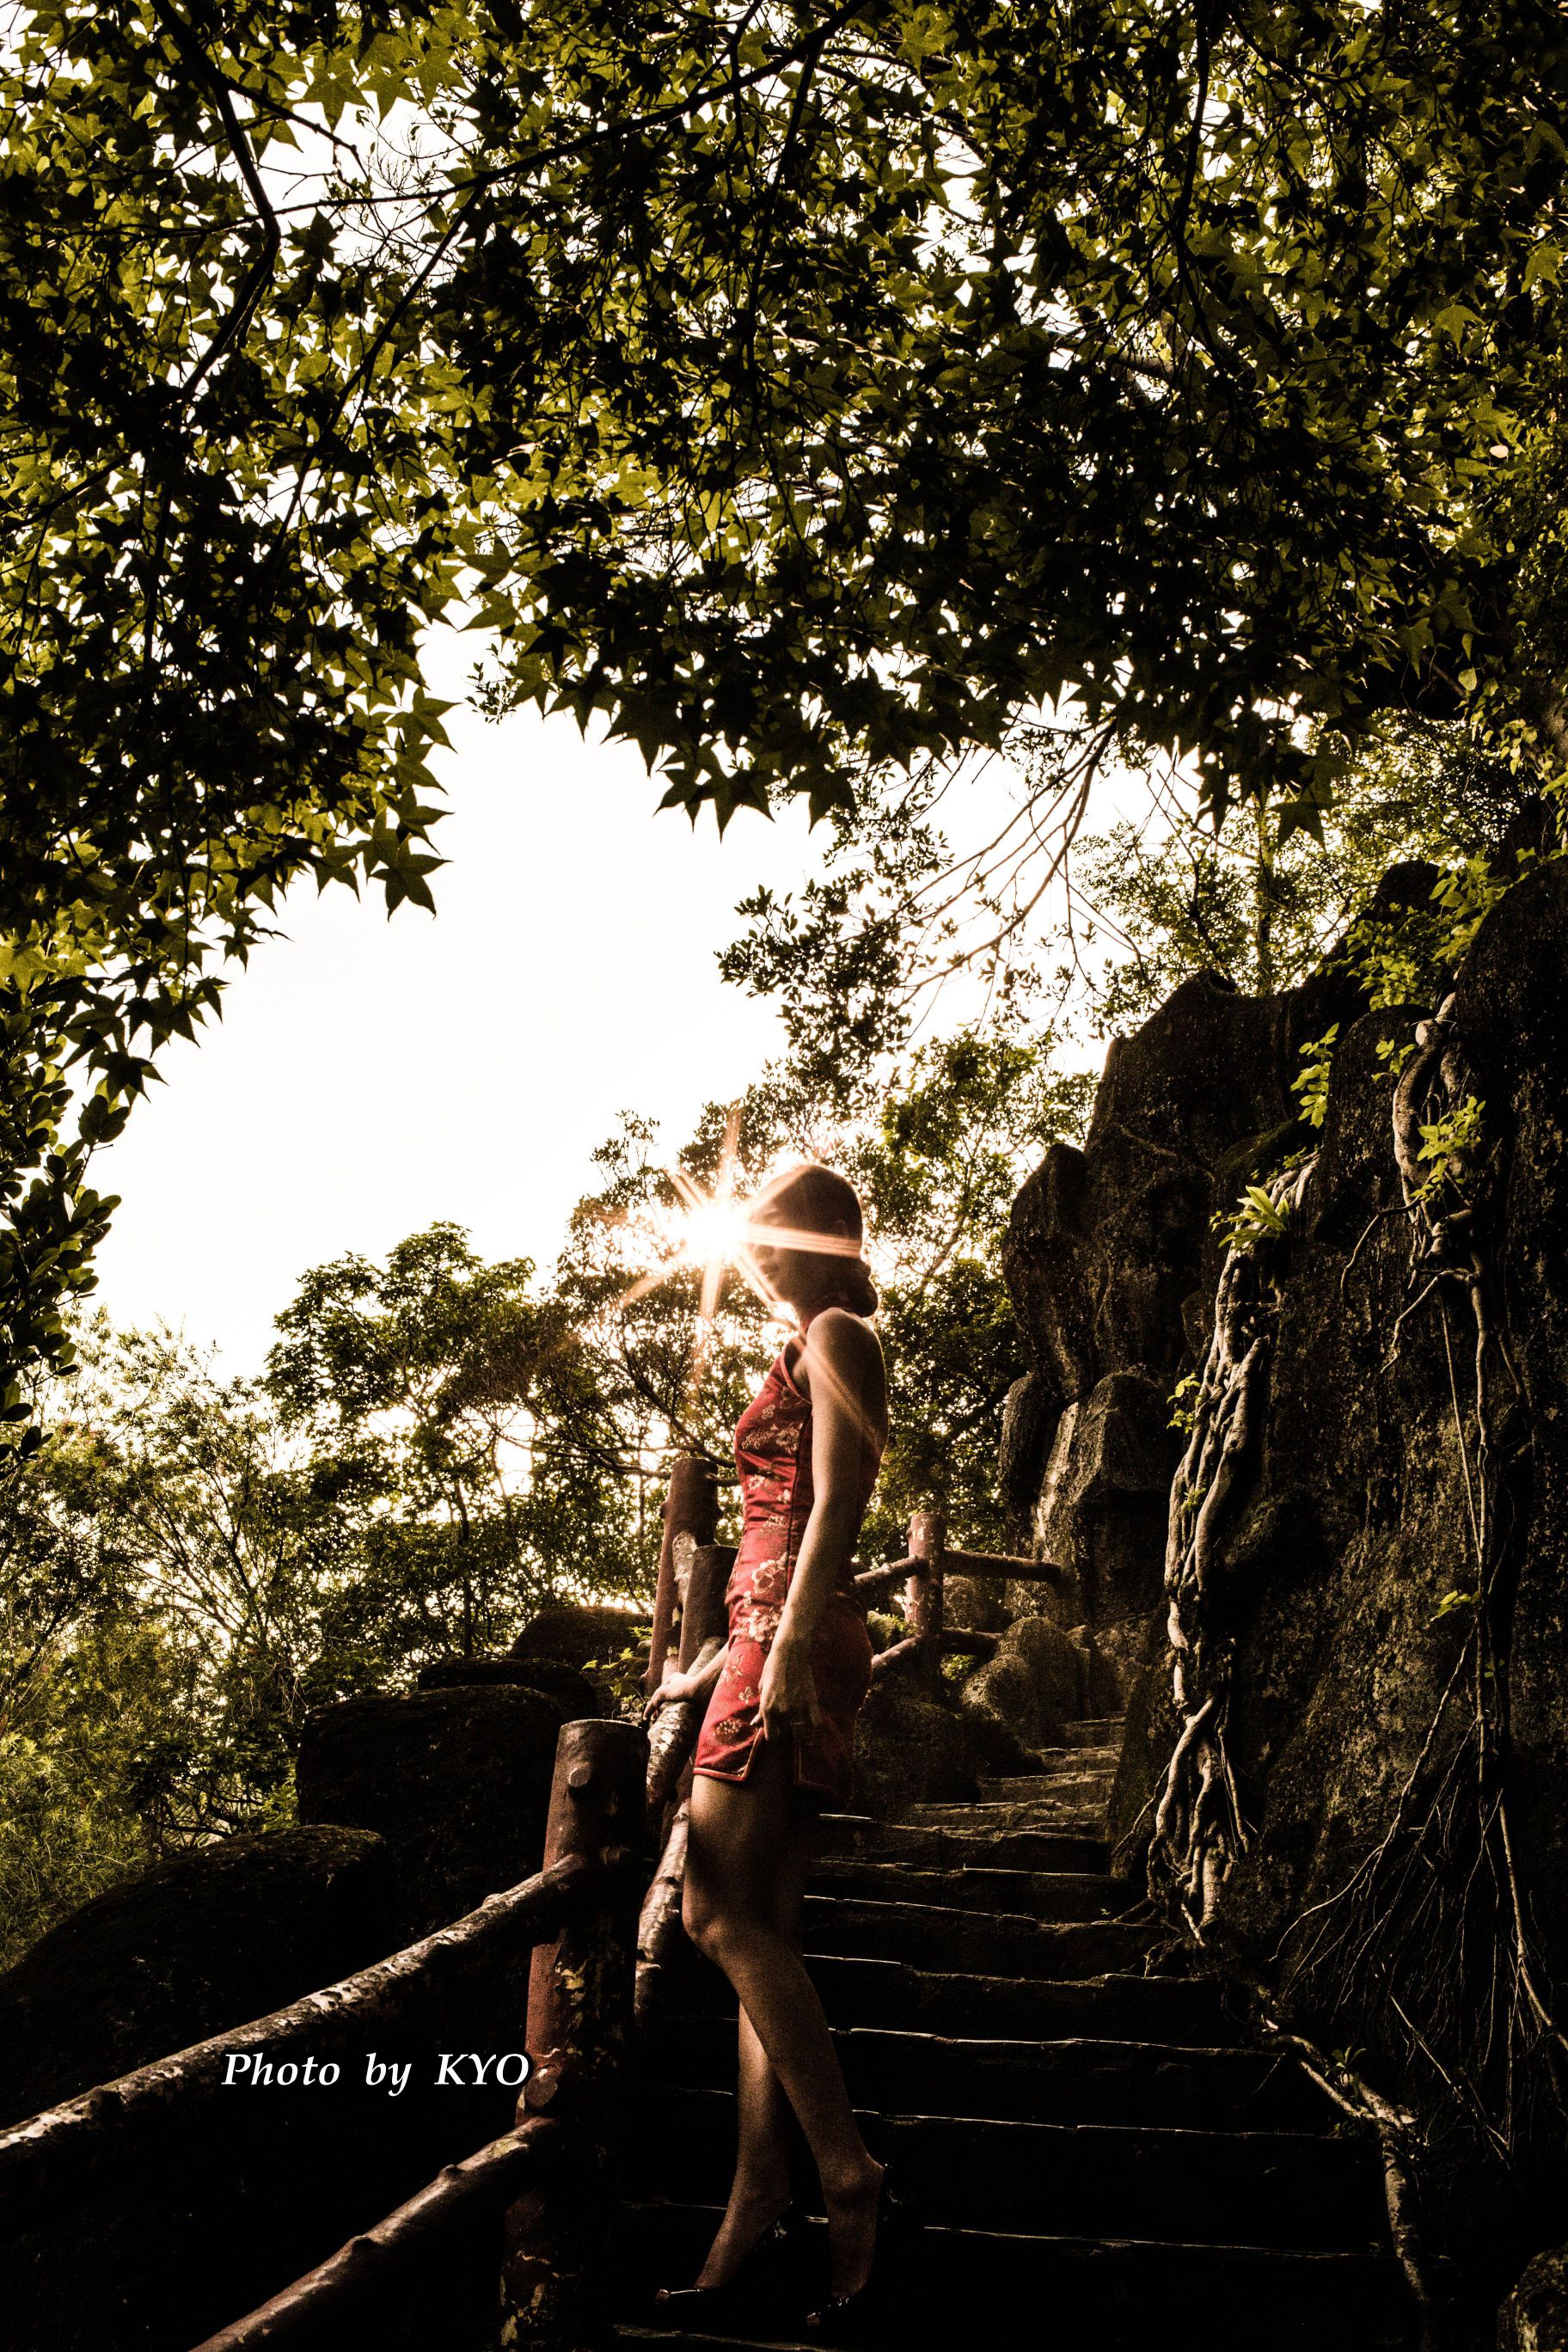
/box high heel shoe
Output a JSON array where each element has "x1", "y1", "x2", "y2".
[
  {"x1": 803, "y1": 2164, "x2": 911, "y2": 2343},
  {"x1": 654, "y1": 2205, "x2": 805, "y2": 2323}
]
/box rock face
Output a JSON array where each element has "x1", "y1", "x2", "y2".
[
  {"x1": 1003, "y1": 965, "x2": 1348, "y2": 1689},
  {"x1": 0, "y1": 1824, "x2": 399, "y2": 2128},
  {"x1": 1500, "y1": 2245, "x2": 1568, "y2": 2352},
  {"x1": 1002, "y1": 859, "x2": 1568, "y2": 2324},
  {"x1": 1031, "y1": 1372, "x2": 1179, "y2": 1681},
  {"x1": 296, "y1": 1683, "x2": 567, "y2": 1938}
]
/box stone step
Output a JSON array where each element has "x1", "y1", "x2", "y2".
[
  {"x1": 818, "y1": 1812, "x2": 1109, "y2": 1875},
  {"x1": 809, "y1": 1856, "x2": 1122, "y2": 1922},
  {"x1": 1063, "y1": 1717, "x2": 1126, "y2": 1748},
  {"x1": 978, "y1": 1769, "x2": 1116, "y2": 1803},
  {"x1": 619, "y1": 2094, "x2": 1387, "y2": 2251},
  {"x1": 1027, "y1": 1745, "x2": 1121, "y2": 1774},
  {"x1": 797, "y1": 1893, "x2": 1157, "y2": 1976},
  {"x1": 908, "y1": 1798, "x2": 1112, "y2": 1834},
  {"x1": 665, "y1": 1949, "x2": 1247, "y2": 2045},
  {"x1": 644, "y1": 2018, "x2": 1338, "y2": 2132},
  {"x1": 609, "y1": 2211, "x2": 1405, "y2": 2350}
]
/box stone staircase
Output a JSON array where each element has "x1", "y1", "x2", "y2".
[{"x1": 607, "y1": 1712, "x2": 1409, "y2": 2350}]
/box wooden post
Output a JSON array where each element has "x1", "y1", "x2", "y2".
[
  {"x1": 501, "y1": 1718, "x2": 646, "y2": 2349},
  {"x1": 634, "y1": 1798, "x2": 691, "y2": 2030},
  {"x1": 635, "y1": 1540, "x2": 736, "y2": 2024},
  {"x1": 677, "y1": 1542, "x2": 734, "y2": 1669},
  {"x1": 907, "y1": 1508, "x2": 947, "y2": 1689},
  {"x1": 643, "y1": 1455, "x2": 720, "y2": 1694}
]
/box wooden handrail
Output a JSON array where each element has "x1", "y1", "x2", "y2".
[
  {"x1": 634, "y1": 1510, "x2": 733, "y2": 2033},
  {"x1": 634, "y1": 1796, "x2": 692, "y2": 2029},
  {"x1": 168, "y1": 1720, "x2": 649, "y2": 2352},
  {"x1": 861, "y1": 1518, "x2": 1061, "y2": 1687},
  {"x1": 635, "y1": 1668, "x2": 708, "y2": 2021},
  {"x1": 0, "y1": 1850, "x2": 602, "y2": 2227},
  {"x1": 854, "y1": 1556, "x2": 917, "y2": 1591},
  {"x1": 857, "y1": 1546, "x2": 1056, "y2": 1592},
  {"x1": 869, "y1": 1632, "x2": 922, "y2": 1680},
  {"x1": 645, "y1": 1693, "x2": 705, "y2": 1814},
  {"x1": 505, "y1": 1718, "x2": 647, "y2": 2343},
  {"x1": 946, "y1": 1545, "x2": 1061, "y2": 1581},
  {"x1": 644, "y1": 1456, "x2": 720, "y2": 1694},
  {"x1": 187, "y1": 2118, "x2": 562, "y2": 2351}
]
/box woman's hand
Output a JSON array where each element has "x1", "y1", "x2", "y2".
[
  {"x1": 641, "y1": 1668, "x2": 694, "y2": 1723},
  {"x1": 758, "y1": 1633, "x2": 822, "y2": 1743}
]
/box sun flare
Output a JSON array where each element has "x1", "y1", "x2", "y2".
[{"x1": 665, "y1": 1192, "x2": 750, "y2": 1272}]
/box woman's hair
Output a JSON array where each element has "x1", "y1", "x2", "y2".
[{"x1": 756, "y1": 1162, "x2": 879, "y2": 1316}]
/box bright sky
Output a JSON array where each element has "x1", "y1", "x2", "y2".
[
  {"x1": 90, "y1": 633, "x2": 831, "y2": 1375},
  {"x1": 89, "y1": 627, "x2": 1142, "y2": 1377}
]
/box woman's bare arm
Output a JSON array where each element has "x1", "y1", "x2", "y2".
[{"x1": 642, "y1": 1633, "x2": 726, "y2": 1721}]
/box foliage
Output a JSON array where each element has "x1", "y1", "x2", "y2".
[
  {"x1": 0, "y1": 1326, "x2": 329, "y2": 1960},
  {"x1": 1290, "y1": 1027, "x2": 1340, "y2": 1131},
  {"x1": 0, "y1": 1236, "x2": 653, "y2": 1955},
  {"x1": 457, "y1": 0, "x2": 1568, "y2": 821},
  {"x1": 1210, "y1": 1180, "x2": 1295, "y2": 1259},
  {"x1": 1414, "y1": 1093, "x2": 1487, "y2": 1205},
  {"x1": 0, "y1": 3, "x2": 476, "y2": 1427},
  {"x1": 3, "y1": 0, "x2": 1568, "y2": 1415},
  {"x1": 266, "y1": 1222, "x2": 639, "y2": 1669},
  {"x1": 1167, "y1": 1372, "x2": 1198, "y2": 1435},
  {"x1": 0, "y1": 1623, "x2": 168, "y2": 1972},
  {"x1": 1064, "y1": 725, "x2": 1530, "y2": 1034}
]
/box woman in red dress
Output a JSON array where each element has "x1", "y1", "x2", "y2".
[{"x1": 644, "y1": 1161, "x2": 894, "y2": 2333}]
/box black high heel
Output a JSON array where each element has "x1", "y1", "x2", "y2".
[
  {"x1": 803, "y1": 2164, "x2": 910, "y2": 2343},
  {"x1": 653, "y1": 2205, "x2": 805, "y2": 2323}
]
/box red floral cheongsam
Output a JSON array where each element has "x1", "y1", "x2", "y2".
[{"x1": 692, "y1": 1314, "x2": 882, "y2": 1805}]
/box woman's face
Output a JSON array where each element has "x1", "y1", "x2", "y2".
[
  {"x1": 742, "y1": 1186, "x2": 851, "y2": 1311},
  {"x1": 742, "y1": 1191, "x2": 794, "y2": 1300}
]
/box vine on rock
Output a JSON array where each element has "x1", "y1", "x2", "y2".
[
  {"x1": 1291, "y1": 990, "x2": 1568, "y2": 2128},
  {"x1": 1144, "y1": 840, "x2": 1568, "y2": 2331},
  {"x1": 1149, "y1": 1154, "x2": 1315, "y2": 1937}
]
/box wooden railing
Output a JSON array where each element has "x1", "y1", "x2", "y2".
[
  {"x1": 636, "y1": 1527, "x2": 732, "y2": 2029},
  {"x1": 0, "y1": 1462, "x2": 1055, "y2": 2352},
  {"x1": 640, "y1": 1461, "x2": 1057, "y2": 1702},
  {"x1": 856, "y1": 1506, "x2": 1059, "y2": 1687},
  {"x1": 186, "y1": 1718, "x2": 646, "y2": 2352},
  {"x1": 0, "y1": 1721, "x2": 646, "y2": 2352}
]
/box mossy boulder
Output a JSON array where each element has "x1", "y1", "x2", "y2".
[
  {"x1": 296, "y1": 1683, "x2": 567, "y2": 1938},
  {"x1": 0, "y1": 1823, "x2": 399, "y2": 2128},
  {"x1": 509, "y1": 1601, "x2": 646, "y2": 1669},
  {"x1": 959, "y1": 1615, "x2": 1090, "y2": 1761},
  {"x1": 416, "y1": 1654, "x2": 602, "y2": 1718},
  {"x1": 851, "y1": 1679, "x2": 981, "y2": 1816}
]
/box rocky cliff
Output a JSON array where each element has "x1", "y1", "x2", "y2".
[{"x1": 1002, "y1": 857, "x2": 1568, "y2": 2338}]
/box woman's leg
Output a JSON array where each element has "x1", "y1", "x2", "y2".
[
  {"x1": 684, "y1": 1740, "x2": 885, "y2": 2297},
  {"x1": 694, "y1": 1826, "x2": 812, "y2": 2285},
  {"x1": 719, "y1": 1802, "x2": 818, "y2": 2261}
]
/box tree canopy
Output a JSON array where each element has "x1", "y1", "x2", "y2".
[
  {"x1": 3, "y1": 0, "x2": 1566, "y2": 1418},
  {"x1": 456, "y1": 0, "x2": 1568, "y2": 818}
]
